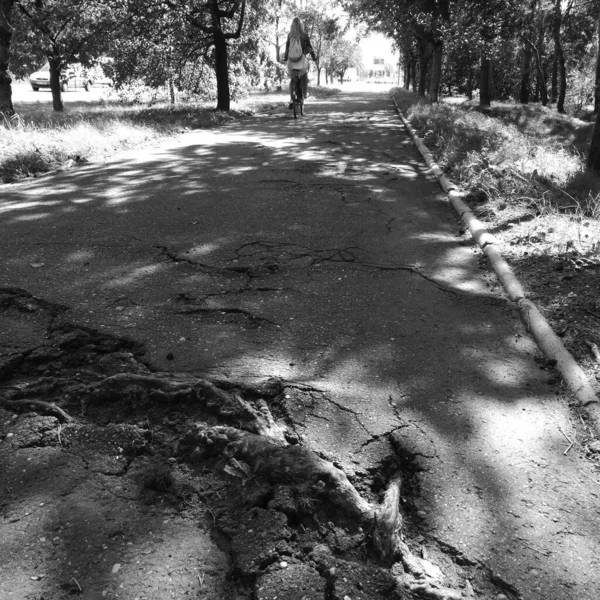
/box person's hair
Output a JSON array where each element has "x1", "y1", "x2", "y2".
[{"x1": 289, "y1": 16, "x2": 304, "y2": 38}]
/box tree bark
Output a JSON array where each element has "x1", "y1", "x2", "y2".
[
  {"x1": 48, "y1": 56, "x2": 64, "y2": 112},
  {"x1": 188, "y1": 0, "x2": 246, "y2": 112},
  {"x1": 417, "y1": 38, "x2": 427, "y2": 98},
  {"x1": 595, "y1": 12, "x2": 600, "y2": 113},
  {"x1": 428, "y1": 39, "x2": 443, "y2": 103},
  {"x1": 520, "y1": 41, "x2": 532, "y2": 103},
  {"x1": 553, "y1": 0, "x2": 566, "y2": 113},
  {"x1": 551, "y1": 51, "x2": 558, "y2": 103},
  {"x1": 213, "y1": 31, "x2": 230, "y2": 111},
  {"x1": 588, "y1": 108, "x2": 600, "y2": 171},
  {"x1": 535, "y1": 4, "x2": 548, "y2": 106},
  {"x1": 0, "y1": 0, "x2": 14, "y2": 115},
  {"x1": 466, "y1": 66, "x2": 474, "y2": 100},
  {"x1": 479, "y1": 56, "x2": 492, "y2": 109}
]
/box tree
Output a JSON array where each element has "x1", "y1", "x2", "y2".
[
  {"x1": 590, "y1": 9, "x2": 600, "y2": 171},
  {"x1": 0, "y1": 0, "x2": 15, "y2": 115},
  {"x1": 321, "y1": 36, "x2": 362, "y2": 83},
  {"x1": 295, "y1": 5, "x2": 340, "y2": 86},
  {"x1": 162, "y1": 0, "x2": 249, "y2": 112},
  {"x1": 552, "y1": 0, "x2": 566, "y2": 112},
  {"x1": 595, "y1": 8, "x2": 600, "y2": 113},
  {"x1": 519, "y1": 0, "x2": 536, "y2": 103},
  {"x1": 262, "y1": 0, "x2": 296, "y2": 64},
  {"x1": 13, "y1": 0, "x2": 127, "y2": 111}
]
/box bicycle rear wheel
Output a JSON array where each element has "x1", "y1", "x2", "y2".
[{"x1": 296, "y1": 77, "x2": 303, "y2": 117}]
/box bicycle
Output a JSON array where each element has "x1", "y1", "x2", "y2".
[{"x1": 290, "y1": 69, "x2": 303, "y2": 119}]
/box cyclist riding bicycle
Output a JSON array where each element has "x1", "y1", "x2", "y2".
[{"x1": 283, "y1": 17, "x2": 317, "y2": 110}]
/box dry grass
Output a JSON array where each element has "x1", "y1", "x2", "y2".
[
  {"x1": 0, "y1": 101, "x2": 233, "y2": 183},
  {"x1": 391, "y1": 88, "x2": 600, "y2": 223}
]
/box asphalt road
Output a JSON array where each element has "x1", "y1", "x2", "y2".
[{"x1": 1, "y1": 89, "x2": 600, "y2": 599}]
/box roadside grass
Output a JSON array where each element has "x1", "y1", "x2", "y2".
[
  {"x1": 391, "y1": 88, "x2": 600, "y2": 375},
  {"x1": 1, "y1": 85, "x2": 339, "y2": 184},
  {"x1": 0, "y1": 101, "x2": 235, "y2": 183}
]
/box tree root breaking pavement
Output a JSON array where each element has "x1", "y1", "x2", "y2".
[{"x1": 0, "y1": 288, "x2": 523, "y2": 599}]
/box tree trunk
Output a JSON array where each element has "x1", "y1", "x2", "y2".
[
  {"x1": 167, "y1": 42, "x2": 176, "y2": 105},
  {"x1": 466, "y1": 66, "x2": 474, "y2": 100},
  {"x1": 411, "y1": 60, "x2": 417, "y2": 93},
  {"x1": 551, "y1": 51, "x2": 558, "y2": 103},
  {"x1": 48, "y1": 56, "x2": 64, "y2": 112},
  {"x1": 480, "y1": 56, "x2": 492, "y2": 109},
  {"x1": 520, "y1": 42, "x2": 532, "y2": 103},
  {"x1": 213, "y1": 31, "x2": 230, "y2": 111},
  {"x1": 526, "y1": 38, "x2": 548, "y2": 106},
  {"x1": 553, "y1": 0, "x2": 566, "y2": 113},
  {"x1": 0, "y1": 0, "x2": 14, "y2": 115},
  {"x1": 428, "y1": 39, "x2": 443, "y2": 103},
  {"x1": 417, "y1": 39, "x2": 427, "y2": 98},
  {"x1": 588, "y1": 108, "x2": 600, "y2": 171},
  {"x1": 274, "y1": 8, "x2": 281, "y2": 63},
  {"x1": 536, "y1": 5, "x2": 548, "y2": 106},
  {"x1": 595, "y1": 12, "x2": 600, "y2": 113},
  {"x1": 168, "y1": 76, "x2": 175, "y2": 105}
]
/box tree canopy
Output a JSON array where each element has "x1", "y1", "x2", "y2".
[{"x1": 0, "y1": 0, "x2": 598, "y2": 130}]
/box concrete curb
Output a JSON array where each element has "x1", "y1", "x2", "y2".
[{"x1": 390, "y1": 93, "x2": 600, "y2": 437}]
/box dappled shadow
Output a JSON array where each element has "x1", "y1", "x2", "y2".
[
  {"x1": 1, "y1": 89, "x2": 599, "y2": 599},
  {"x1": 480, "y1": 103, "x2": 594, "y2": 154}
]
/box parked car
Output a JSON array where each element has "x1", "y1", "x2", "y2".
[
  {"x1": 86, "y1": 63, "x2": 113, "y2": 88},
  {"x1": 29, "y1": 63, "x2": 93, "y2": 92}
]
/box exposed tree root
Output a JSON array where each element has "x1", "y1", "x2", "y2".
[
  {"x1": 0, "y1": 397, "x2": 76, "y2": 423},
  {"x1": 179, "y1": 425, "x2": 409, "y2": 561},
  {"x1": 178, "y1": 424, "x2": 473, "y2": 599},
  {"x1": 86, "y1": 374, "x2": 287, "y2": 442}
]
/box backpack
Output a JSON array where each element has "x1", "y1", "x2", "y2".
[{"x1": 288, "y1": 36, "x2": 303, "y2": 62}]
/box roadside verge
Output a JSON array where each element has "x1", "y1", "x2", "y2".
[{"x1": 390, "y1": 92, "x2": 600, "y2": 437}]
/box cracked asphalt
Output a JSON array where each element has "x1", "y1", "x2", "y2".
[{"x1": 2, "y1": 89, "x2": 600, "y2": 599}]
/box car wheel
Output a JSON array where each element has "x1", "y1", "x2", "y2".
[
  {"x1": 61, "y1": 81, "x2": 68, "y2": 92},
  {"x1": 31, "y1": 86, "x2": 39, "y2": 91}
]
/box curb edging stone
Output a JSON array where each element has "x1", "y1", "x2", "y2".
[{"x1": 390, "y1": 93, "x2": 600, "y2": 437}]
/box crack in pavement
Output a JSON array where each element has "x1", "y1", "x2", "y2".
[
  {"x1": 156, "y1": 245, "x2": 249, "y2": 278},
  {"x1": 282, "y1": 384, "x2": 372, "y2": 437},
  {"x1": 356, "y1": 426, "x2": 407, "y2": 451},
  {"x1": 364, "y1": 199, "x2": 399, "y2": 234},
  {"x1": 358, "y1": 261, "x2": 478, "y2": 297}
]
